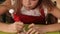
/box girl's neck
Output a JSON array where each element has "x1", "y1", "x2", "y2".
[{"x1": 23, "y1": 6, "x2": 39, "y2": 11}]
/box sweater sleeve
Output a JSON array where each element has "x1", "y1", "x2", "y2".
[{"x1": 13, "y1": 13, "x2": 20, "y2": 22}]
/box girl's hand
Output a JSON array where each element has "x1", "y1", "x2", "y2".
[
  {"x1": 26, "y1": 24, "x2": 46, "y2": 34},
  {"x1": 26, "y1": 23, "x2": 39, "y2": 34},
  {"x1": 14, "y1": 21, "x2": 24, "y2": 31}
]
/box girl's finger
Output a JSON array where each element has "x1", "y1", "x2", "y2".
[
  {"x1": 28, "y1": 23, "x2": 35, "y2": 28},
  {"x1": 35, "y1": 31, "x2": 39, "y2": 34},
  {"x1": 30, "y1": 29, "x2": 36, "y2": 34},
  {"x1": 26, "y1": 28, "x2": 33, "y2": 34}
]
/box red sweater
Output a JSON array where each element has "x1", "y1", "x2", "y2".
[{"x1": 13, "y1": 9, "x2": 45, "y2": 24}]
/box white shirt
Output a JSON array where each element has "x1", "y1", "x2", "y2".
[
  {"x1": 21, "y1": 6, "x2": 48, "y2": 16},
  {"x1": 21, "y1": 7, "x2": 41, "y2": 16}
]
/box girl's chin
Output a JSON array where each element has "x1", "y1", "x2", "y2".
[
  {"x1": 25, "y1": 7, "x2": 32, "y2": 10},
  {"x1": 25, "y1": 7, "x2": 34, "y2": 10}
]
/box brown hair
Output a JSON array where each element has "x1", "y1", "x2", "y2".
[
  {"x1": 41, "y1": 0, "x2": 56, "y2": 11},
  {"x1": 14, "y1": 0, "x2": 22, "y2": 15},
  {"x1": 15, "y1": 0, "x2": 56, "y2": 15}
]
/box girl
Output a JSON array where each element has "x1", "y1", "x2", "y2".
[
  {"x1": 13, "y1": 0, "x2": 60, "y2": 34},
  {"x1": 0, "y1": 0, "x2": 60, "y2": 34},
  {"x1": 13, "y1": 0, "x2": 57, "y2": 24}
]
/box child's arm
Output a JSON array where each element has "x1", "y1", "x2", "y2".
[
  {"x1": 50, "y1": 7, "x2": 60, "y2": 19},
  {"x1": 27, "y1": 23, "x2": 60, "y2": 34},
  {"x1": 0, "y1": 0, "x2": 11, "y2": 15},
  {"x1": 41, "y1": 23, "x2": 60, "y2": 32}
]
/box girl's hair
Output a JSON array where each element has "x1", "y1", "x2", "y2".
[
  {"x1": 15, "y1": 0, "x2": 56, "y2": 15},
  {"x1": 33, "y1": 0, "x2": 42, "y2": 9},
  {"x1": 41, "y1": 0, "x2": 56, "y2": 11},
  {"x1": 14, "y1": 0, "x2": 22, "y2": 15}
]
